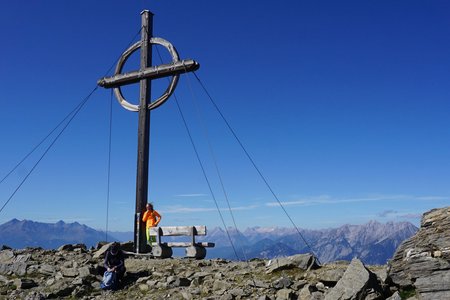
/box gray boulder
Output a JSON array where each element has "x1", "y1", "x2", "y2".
[
  {"x1": 0, "y1": 250, "x2": 14, "y2": 263},
  {"x1": 276, "y1": 288, "x2": 295, "y2": 300},
  {"x1": 0, "y1": 250, "x2": 29, "y2": 276},
  {"x1": 386, "y1": 291, "x2": 401, "y2": 300},
  {"x1": 273, "y1": 277, "x2": 292, "y2": 289},
  {"x1": 0, "y1": 261, "x2": 27, "y2": 276},
  {"x1": 324, "y1": 258, "x2": 382, "y2": 300}
]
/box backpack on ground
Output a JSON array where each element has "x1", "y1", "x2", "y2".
[{"x1": 100, "y1": 271, "x2": 117, "y2": 290}]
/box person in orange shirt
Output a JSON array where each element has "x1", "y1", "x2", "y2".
[{"x1": 142, "y1": 203, "x2": 161, "y2": 245}]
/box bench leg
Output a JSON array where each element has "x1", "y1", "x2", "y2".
[
  {"x1": 186, "y1": 246, "x2": 206, "y2": 259},
  {"x1": 152, "y1": 245, "x2": 173, "y2": 259}
]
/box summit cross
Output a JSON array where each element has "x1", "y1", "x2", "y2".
[{"x1": 97, "y1": 10, "x2": 199, "y2": 253}]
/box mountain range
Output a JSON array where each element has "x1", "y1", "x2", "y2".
[
  {"x1": 201, "y1": 221, "x2": 418, "y2": 264},
  {"x1": 0, "y1": 219, "x2": 110, "y2": 249},
  {"x1": 0, "y1": 219, "x2": 417, "y2": 265}
]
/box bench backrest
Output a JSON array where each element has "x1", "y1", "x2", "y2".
[{"x1": 149, "y1": 226, "x2": 207, "y2": 236}]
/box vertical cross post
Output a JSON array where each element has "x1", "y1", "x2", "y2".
[
  {"x1": 97, "y1": 10, "x2": 199, "y2": 255},
  {"x1": 134, "y1": 10, "x2": 153, "y2": 254}
]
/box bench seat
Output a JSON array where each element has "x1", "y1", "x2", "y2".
[
  {"x1": 152, "y1": 242, "x2": 215, "y2": 248},
  {"x1": 148, "y1": 225, "x2": 214, "y2": 259},
  {"x1": 149, "y1": 225, "x2": 207, "y2": 236}
]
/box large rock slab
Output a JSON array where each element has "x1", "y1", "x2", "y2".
[
  {"x1": 388, "y1": 206, "x2": 450, "y2": 300},
  {"x1": 92, "y1": 242, "x2": 114, "y2": 259},
  {"x1": 266, "y1": 254, "x2": 319, "y2": 273}
]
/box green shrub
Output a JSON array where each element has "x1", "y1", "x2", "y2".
[{"x1": 399, "y1": 286, "x2": 416, "y2": 299}]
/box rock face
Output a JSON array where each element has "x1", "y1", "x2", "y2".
[{"x1": 388, "y1": 206, "x2": 450, "y2": 300}]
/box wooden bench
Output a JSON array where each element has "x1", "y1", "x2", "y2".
[{"x1": 148, "y1": 226, "x2": 215, "y2": 259}]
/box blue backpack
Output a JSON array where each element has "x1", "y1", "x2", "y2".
[{"x1": 100, "y1": 271, "x2": 117, "y2": 290}]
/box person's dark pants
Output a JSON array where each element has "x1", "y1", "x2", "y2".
[{"x1": 115, "y1": 266, "x2": 126, "y2": 281}]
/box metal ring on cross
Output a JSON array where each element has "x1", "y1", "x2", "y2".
[{"x1": 113, "y1": 37, "x2": 180, "y2": 112}]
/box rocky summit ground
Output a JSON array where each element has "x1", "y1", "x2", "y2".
[
  {"x1": 0, "y1": 246, "x2": 389, "y2": 300},
  {"x1": 0, "y1": 206, "x2": 448, "y2": 300}
]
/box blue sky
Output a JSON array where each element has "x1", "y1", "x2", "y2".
[{"x1": 0, "y1": 1, "x2": 449, "y2": 232}]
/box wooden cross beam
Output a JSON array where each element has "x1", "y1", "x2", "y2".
[
  {"x1": 97, "y1": 59, "x2": 199, "y2": 88},
  {"x1": 97, "y1": 10, "x2": 200, "y2": 253}
]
